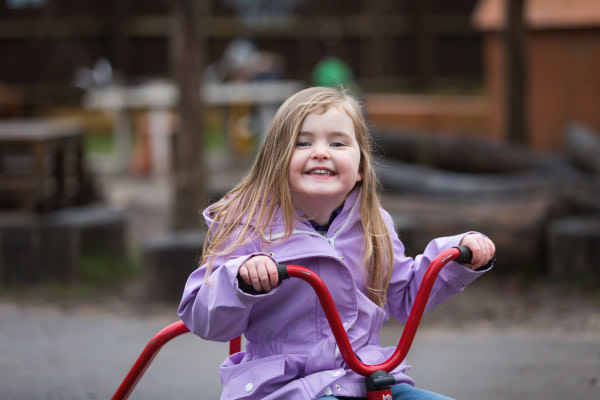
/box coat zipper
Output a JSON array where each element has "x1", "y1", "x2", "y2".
[{"x1": 265, "y1": 193, "x2": 359, "y2": 248}]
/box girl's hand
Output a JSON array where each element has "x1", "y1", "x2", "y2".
[
  {"x1": 459, "y1": 233, "x2": 496, "y2": 270},
  {"x1": 238, "y1": 255, "x2": 279, "y2": 293}
]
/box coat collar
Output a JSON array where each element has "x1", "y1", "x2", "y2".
[
  {"x1": 203, "y1": 186, "x2": 362, "y2": 243},
  {"x1": 266, "y1": 186, "x2": 361, "y2": 242}
]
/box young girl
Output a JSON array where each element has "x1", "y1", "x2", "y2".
[{"x1": 178, "y1": 87, "x2": 495, "y2": 400}]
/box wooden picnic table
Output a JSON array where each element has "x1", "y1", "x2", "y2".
[
  {"x1": 82, "y1": 80, "x2": 304, "y2": 173},
  {"x1": 0, "y1": 118, "x2": 90, "y2": 211}
]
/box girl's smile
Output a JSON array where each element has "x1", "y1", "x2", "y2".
[
  {"x1": 288, "y1": 106, "x2": 362, "y2": 225},
  {"x1": 305, "y1": 168, "x2": 335, "y2": 176}
]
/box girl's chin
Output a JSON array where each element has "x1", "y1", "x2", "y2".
[{"x1": 293, "y1": 192, "x2": 346, "y2": 206}]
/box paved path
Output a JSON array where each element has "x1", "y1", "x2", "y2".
[{"x1": 1, "y1": 301, "x2": 598, "y2": 400}]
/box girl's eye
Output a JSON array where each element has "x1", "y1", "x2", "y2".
[
  {"x1": 330, "y1": 142, "x2": 345, "y2": 147},
  {"x1": 296, "y1": 141, "x2": 310, "y2": 147}
]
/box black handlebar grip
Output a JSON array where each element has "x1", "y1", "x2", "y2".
[
  {"x1": 237, "y1": 264, "x2": 289, "y2": 294},
  {"x1": 277, "y1": 264, "x2": 289, "y2": 281},
  {"x1": 454, "y1": 246, "x2": 496, "y2": 271},
  {"x1": 455, "y1": 246, "x2": 473, "y2": 264}
]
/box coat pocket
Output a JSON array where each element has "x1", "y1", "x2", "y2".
[{"x1": 220, "y1": 354, "x2": 287, "y2": 399}]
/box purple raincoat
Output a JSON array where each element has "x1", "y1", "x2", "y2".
[{"x1": 178, "y1": 188, "x2": 488, "y2": 399}]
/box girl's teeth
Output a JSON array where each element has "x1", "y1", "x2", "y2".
[{"x1": 311, "y1": 169, "x2": 333, "y2": 175}]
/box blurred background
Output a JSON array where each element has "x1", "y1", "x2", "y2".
[
  {"x1": 0, "y1": 1, "x2": 599, "y2": 398},
  {"x1": 2, "y1": 0, "x2": 599, "y2": 293}
]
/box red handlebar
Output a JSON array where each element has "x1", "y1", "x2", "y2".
[
  {"x1": 113, "y1": 246, "x2": 474, "y2": 399},
  {"x1": 113, "y1": 321, "x2": 190, "y2": 400},
  {"x1": 285, "y1": 246, "x2": 463, "y2": 376}
]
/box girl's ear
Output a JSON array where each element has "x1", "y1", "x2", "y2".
[{"x1": 357, "y1": 159, "x2": 364, "y2": 182}]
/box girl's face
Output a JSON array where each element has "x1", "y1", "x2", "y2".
[{"x1": 288, "y1": 106, "x2": 362, "y2": 216}]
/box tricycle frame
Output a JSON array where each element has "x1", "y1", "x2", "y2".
[{"x1": 113, "y1": 246, "x2": 481, "y2": 399}]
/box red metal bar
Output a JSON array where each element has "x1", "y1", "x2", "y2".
[
  {"x1": 286, "y1": 247, "x2": 461, "y2": 377},
  {"x1": 229, "y1": 335, "x2": 242, "y2": 354},
  {"x1": 367, "y1": 389, "x2": 394, "y2": 400},
  {"x1": 383, "y1": 248, "x2": 459, "y2": 371},
  {"x1": 112, "y1": 321, "x2": 190, "y2": 400}
]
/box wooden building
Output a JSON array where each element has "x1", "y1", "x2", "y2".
[
  {"x1": 0, "y1": 0, "x2": 484, "y2": 109},
  {"x1": 474, "y1": 0, "x2": 600, "y2": 151}
]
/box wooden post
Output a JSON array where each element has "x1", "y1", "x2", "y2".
[
  {"x1": 170, "y1": 0, "x2": 208, "y2": 231},
  {"x1": 110, "y1": 0, "x2": 129, "y2": 77},
  {"x1": 504, "y1": 0, "x2": 528, "y2": 144},
  {"x1": 415, "y1": 0, "x2": 434, "y2": 91}
]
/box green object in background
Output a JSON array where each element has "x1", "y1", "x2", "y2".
[
  {"x1": 311, "y1": 57, "x2": 354, "y2": 88},
  {"x1": 84, "y1": 131, "x2": 114, "y2": 154}
]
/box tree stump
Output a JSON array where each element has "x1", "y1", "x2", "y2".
[
  {"x1": 39, "y1": 217, "x2": 80, "y2": 282},
  {"x1": 547, "y1": 215, "x2": 600, "y2": 279},
  {"x1": 42, "y1": 206, "x2": 128, "y2": 281},
  {"x1": 0, "y1": 213, "x2": 41, "y2": 284},
  {"x1": 142, "y1": 230, "x2": 206, "y2": 302}
]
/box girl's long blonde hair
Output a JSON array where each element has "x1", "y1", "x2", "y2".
[{"x1": 203, "y1": 86, "x2": 394, "y2": 307}]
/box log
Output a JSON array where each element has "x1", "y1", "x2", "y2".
[
  {"x1": 376, "y1": 158, "x2": 557, "y2": 198},
  {"x1": 43, "y1": 207, "x2": 128, "y2": 258},
  {"x1": 377, "y1": 156, "x2": 600, "y2": 216},
  {"x1": 0, "y1": 207, "x2": 128, "y2": 285},
  {"x1": 372, "y1": 130, "x2": 564, "y2": 174},
  {"x1": 565, "y1": 123, "x2": 600, "y2": 175}
]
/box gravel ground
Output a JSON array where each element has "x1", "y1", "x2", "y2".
[{"x1": 1, "y1": 277, "x2": 598, "y2": 400}]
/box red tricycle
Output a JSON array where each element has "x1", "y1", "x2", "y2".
[{"x1": 113, "y1": 246, "x2": 488, "y2": 400}]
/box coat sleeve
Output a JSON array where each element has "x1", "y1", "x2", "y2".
[
  {"x1": 177, "y1": 251, "x2": 278, "y2": 342},
  {"x1": 381, "y1": 209, "x2": 489, "y2": 322}
]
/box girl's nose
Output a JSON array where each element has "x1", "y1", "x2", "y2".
[{"x1": 311, "y1": 142, "x2": 330, "y2": 159}]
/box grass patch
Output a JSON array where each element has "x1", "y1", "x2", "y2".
[
  {"x1": 205, "y1": 125, "x2": 227, "y2": 151},
  {"x1": 557, "y1": 275, "x2": 600, "y2": 301},
  {"x1": 84, "y1": 130, "x2": 115, "y2": 154},
  {"x1": 79, "y1": 249, "x2": 139, "y2": 286}
]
